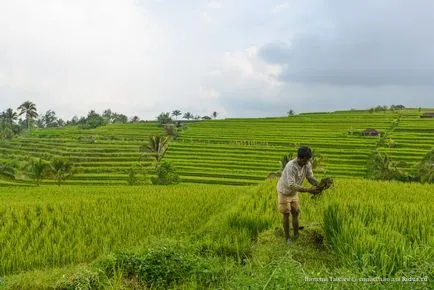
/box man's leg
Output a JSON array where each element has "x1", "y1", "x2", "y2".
[
  {"x1": 282, "y1": 213, "x2": 290, "y2": 241},
  {"x1": 291, "y1": 203, "x2": 300, "y2": 240}
]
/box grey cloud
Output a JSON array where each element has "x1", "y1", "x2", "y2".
[{"x1": 259, "y1": 1, "x2": 434, "y2": 86}]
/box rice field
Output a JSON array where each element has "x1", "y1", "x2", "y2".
[
  {"x1": 0, "y1": 108, "x2": 433, "y2": 289},
  {"x1": 1, "y1": 108, "x2": 433, "y2": 186},
  {"x1": 0, "y1": 184, "x2": 246, "y2": 276},
  {"x1": 0, "y1": 179, "x2": 432, "y2": 289}
]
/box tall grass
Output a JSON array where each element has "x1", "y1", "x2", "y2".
[{"x1": 0, "y1": 184, "x2": 246, "y2": 275}]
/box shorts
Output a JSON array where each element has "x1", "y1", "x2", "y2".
[{"x1": 278, "y1": 194, "x2": 300, "y2": 214}]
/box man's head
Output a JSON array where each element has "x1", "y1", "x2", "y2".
[{"x1": 297, "y1": 146, "x2": 313, "y2": 166}]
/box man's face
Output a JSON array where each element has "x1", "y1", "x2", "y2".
[{"x1": 297, "y1": 157, "x2": 310, "y2": 167}]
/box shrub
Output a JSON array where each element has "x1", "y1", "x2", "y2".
[
  {"x1": 151, "y1": 162, "x2": 180, "y2": 185},
  {"x1": 163, "y1": 123, "x2": 178, "y2": 139},
  {"x1": 415, "y1": 149, "x2": 434, "y2": 183},
  {"x1": 127, "y1": 167, "x2": 139, "y2": 185}
]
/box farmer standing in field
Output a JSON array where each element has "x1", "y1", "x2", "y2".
[{"x1": 277, "y1": 146, "x2": 321, "y2": 243}]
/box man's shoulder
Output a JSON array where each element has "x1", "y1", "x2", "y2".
[{"x1": 283, "y1": 159, "x2": 297, "y2": 172}]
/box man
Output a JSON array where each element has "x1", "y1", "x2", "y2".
[{"x1": 277, "y1": 146, "x2": 321, "y2": 243}]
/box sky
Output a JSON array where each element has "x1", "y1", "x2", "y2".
[{"x1": 0, "y1": 0, "x2": 433, "y2": 121}]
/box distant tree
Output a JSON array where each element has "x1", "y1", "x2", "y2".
[
  {"x1": 78, "y1": 110, "x2": 106, "y2": 129},
  {"x1": 183, "y1": 112, "x2": 193, "y2": 120},
  {"x1": 390, "y1": 104, "x2": 405, "y2": 111},
  {"x1": 194, "y1": 115, "x2": 201, "y2": 120},
  {"x1": 102, "y1": 109, "x2": 113, "y2": 123},
  {"x1": 130, "y1": 116, "x2": 140, "y2": 123},
  {"x1": 0, "y1": 108, "x2": 20, "y2": 138},
  {"x1": 212, "y1": 111, "x2": 218, "y2": 119},
  {"x1": 171, "y1": 110, "x2": 182, "y2": 120},
  {"x1": 201, "y1": 116, "x2": 212, "y2": 120},
  {"x1": 17, "y1": 101, "x2": 38, "y2": 130},
  {"x1": 50, "y1": 158, "x2": 75, "y2": 186},
  {"x1": 57, "y1": 118, "x2": 65, "y2": 127},
  {"x1": 2, "y1": 108, "x2": 18, "y2": 127},
  {"x1": 140, "y1": 135, "x2": 171, "y2": 168},
  {"x1": 42, "y1": 110, "x2": 58, "y2": 127},
  {"x1": 71, "y1": 115, "x2": 79, "y2": 125},
  {"x1": 29, "y1": 158, "x2": 49, "y2": 185},
  {"x1": 36, "y1": 118, "x2": 44, "y2": 128},
  {"x1": 157, "y1": 112, "x2": 172, "y2": 127},
  {"x1": 112, "y1": 113, "x2": 128, "y2": 124},
  {"x1": 287, "y1": 109, "x2": 295, "y2": 116}
]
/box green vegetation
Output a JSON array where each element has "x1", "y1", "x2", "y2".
[
  {"x1": 1, "y1": 108, "x2": 433, "y2": 186},
  {"x1": 0, "y1": 107, "x2": 433, "y2": 289},
  {"x1": 1, "y1": 179, "x2": 432, "y2": 289}
]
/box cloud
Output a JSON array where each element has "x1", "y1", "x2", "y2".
[
  {"x1": 271, "y1": 2, "x2": 289, "y2": 14},
  {"x1": 0, "y1": 0, "x2": 167, "y2": 118},
  {"x1": 259, "y1": 0, "x2": 434, "y2": 86},
  {"x1": 1, "y1": 0, "x2": 433, "y2": 121},
  {"x1": 208, "y1": 1, "x2": 222, "y2": 9}
]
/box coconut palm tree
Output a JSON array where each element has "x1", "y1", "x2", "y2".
[
  {"x1": 30, "y1": 158, "x2": 49, "y2": 185},
  {"x1": 17, "y1": 101, "x2": 38, "y2": 130},
  {"x1": 171, "y1": 110, "x2": 182, "y2": 120},
  {"x1": 212, "y1": 111, "x2": 218, "y2": 119},
  {"x1": 183, "y1": 112, "x2": 193, "y2": 120},
  {"x1": 140, "y1": 135, "x2": 171, "y2": 168},
  {"x1": 3, "y1": 108, "x2": 18, "y2": 127}
]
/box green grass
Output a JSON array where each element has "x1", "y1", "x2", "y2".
[{"x1": 1, "y1": 178, "x2": 433, "y2": 289}]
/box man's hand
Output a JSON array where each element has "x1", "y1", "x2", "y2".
[{"x1": 308, "y1": 186, "x2": 322, "y2": 195}]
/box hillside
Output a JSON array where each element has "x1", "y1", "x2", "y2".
[{"x1": 1, "y1": 109, "x2": 433, "y2": 186}]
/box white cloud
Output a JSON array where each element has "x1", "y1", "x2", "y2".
[
  {"x1": 208, "y1": 1, "x2": 222, "y2": 9},
  {"x1": 0, "y1": 0, "x2": 168, "y2": 119},
  {"x1": 271, "y1": 2, "x2": 289, "y2": 13},
  {"x1": 222, "y1": 46, "x2": 283, "y2": 89},
  {"x1": 200, "y1": 11, "x2": 212, "y2": 24}
]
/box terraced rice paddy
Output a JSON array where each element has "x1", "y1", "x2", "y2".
[
  {"x1": 1, "y1": 109, "x2": 432, "y2": 186},
  {"x1": 0, "y1": 109, "x2": 433, "y2": 289},
  {"x1": 1, "y1": 179, "x2": 432, "y2": 289}
]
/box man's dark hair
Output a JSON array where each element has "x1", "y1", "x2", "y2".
[{"x1": 297, "y1": 146, "x2": 313, "y2": 159}]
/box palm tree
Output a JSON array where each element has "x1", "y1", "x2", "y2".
[
  {"x1": 4, "y1": 108, "x2": 18, "y2": 127},
  {"x1": 183, "y1": 112, "x2": 193, "y2": 120},
  {"x1": 140, "y1": 135, "x2": 171, "y2": 168},
  {"x1": 17, "y1": 101, "x2": 38, "y2": 130},
  {"x1": 30, "y1": 158, "x2": 49, "y2": 185},
  {"x1": 171, "y1": 110, "x2": 182, "y2": 120},
  {"x1": 212, "y1": 111, "x2": 218, "y2": 119}
]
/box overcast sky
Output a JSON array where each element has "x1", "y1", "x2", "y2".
[{"x1": 1, "y1": 0, "x2": 433, "y2": 120}]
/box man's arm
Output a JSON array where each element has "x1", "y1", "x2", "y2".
[
  {"x1": 306, "y1": 163, "x2": 320, "y2": 186},
  {"x1": 285, "y1": 165, "x2": 318, "y2": 193}
]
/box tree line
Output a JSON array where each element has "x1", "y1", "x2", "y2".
[{"x1": 0, "y1": 101, "x2": 219, "y2": 140}]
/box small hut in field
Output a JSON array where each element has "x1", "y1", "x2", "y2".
[
  {"x1": 420, "y1": 112, "x2": 434, "y2": 118},
  {"x1": 361, "y1": 128, "x2": 381, "y2": 136}
]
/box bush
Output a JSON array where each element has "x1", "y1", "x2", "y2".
[
  {"x1": 163, "y1": 123, "x2": 178, "y2": 139},
  {"x1": 96, "y1": 240, "x2": 224, "y2": 289},
  {"x1": 415, "y1": 150, "x2": 434, "y2": 183},
  {"x1": 151, "y1": 162, "x2": 180, "y2": 185},
  {"x1": 127, "y1": 167, "x2": 139, "y2": 185},
  {"x1": 366, "y1": 151, "x2": 409, "y2": 181}
]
